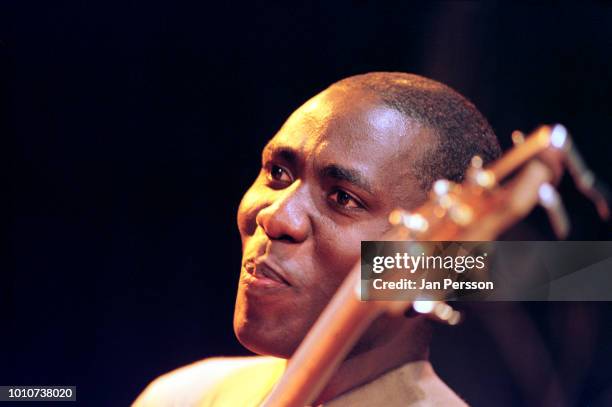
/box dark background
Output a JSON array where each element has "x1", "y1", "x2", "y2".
[{"x1": 2, "y1": 1, "x2": 612, "y2": 406}]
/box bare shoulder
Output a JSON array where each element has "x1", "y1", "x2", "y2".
[{"x1": 132, "y1": 356, "x2": 275, "y2": 407}]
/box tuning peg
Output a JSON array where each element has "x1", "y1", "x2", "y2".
[
  {"x1": 550, "y1": 124, "x2": 568, "y2": 150},
  {"x1": 470, "y1": 155, "x2": 483, "y2": 169},
  {"x1": 511, "y1": 130, "x2": 526, "y2": 145},
  {"x1": 538, "y1": 182, "x2": 570, "y2": 239},
  {"x1": 467, "y1": 156, "x2": 496, "y2": 189},
  {"x1": 433, "y1": 179, "x2": 451, "y2": 196},
  {"x1": 413, "y1": 300, "x2": 462, "y2": 326},
  {"x1": 473, "y1": 169, "x2": 496, "y2": 189},
  {"x1": 449, "y1": 203, "x2": 474, "y2": 226},
  {"x1": 388, "y1": 209, "x2": 429, "y2": 234}
]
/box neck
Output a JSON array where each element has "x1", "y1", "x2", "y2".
[{"x1": 311, "y1": 318, "x2": 429, "y2": 405}]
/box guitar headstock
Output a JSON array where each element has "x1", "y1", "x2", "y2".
[
  {"x1": 365, "y1": 124, "x2": 611, "y2": 325},
  {"x1": 386, "y1": 124, "x2": 610, "y2": 242}
]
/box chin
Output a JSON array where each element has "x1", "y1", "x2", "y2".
[
  {"x1": 233, "y1": 287, "x2": 304, "y2": 359},
  {"x1": 233, "y1": 297, "x2": 301, "y2": 358},
  {"x1": 233, "y1": 316, "x2": 296, "y2": 359}
]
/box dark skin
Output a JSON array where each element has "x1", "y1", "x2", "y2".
[{"x1": 235, "y1": 85, "x2": 435, "y2": 402}]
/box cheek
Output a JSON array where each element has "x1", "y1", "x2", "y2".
[
  {"x1": 310, "y1": 224, "x2": 365, "y2": 292},
  {"x1": 313, "y1": 219, "x2": 390, "y2": 285}
]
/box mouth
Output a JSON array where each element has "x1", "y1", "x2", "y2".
[{"x1": 244, "y1": 258, "x2": 291, "y2": 287}]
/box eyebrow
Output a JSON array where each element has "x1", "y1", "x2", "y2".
[
  {"x1": 264, "y1": 144, "x2": 375, "y2": 195},
  {"x1": 264, "y1": 145, "x2": 299, "y2": 166},
  {"x1": 319, "y1": 164, "x2": 374, "y2": 195}
]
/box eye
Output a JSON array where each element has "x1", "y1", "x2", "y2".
[
  {"x1": 267, "y1": 164, "x2": 292, "y2": 183},
  {"x1": 328, "y1": 189, "x2": 363, "y2": 210}
]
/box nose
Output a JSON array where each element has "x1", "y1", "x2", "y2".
[{"x1": 255, "y1": 182, "x2": 310, "y2": 243}]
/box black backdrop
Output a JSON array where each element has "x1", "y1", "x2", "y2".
[{"x1": 3, "y1": 2, "x2": 612, "y2": 406}]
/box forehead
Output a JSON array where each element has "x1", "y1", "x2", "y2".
[
  {"x1": 271, "y1": 88, "x2": 412, "y2": 150},
  {"x1": 265, "y1": 86, "x2": 433, "y2": 201}
]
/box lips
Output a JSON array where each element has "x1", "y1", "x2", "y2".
[{"x1": 244, "y1": 258, "x2": 291, "y2": 286}]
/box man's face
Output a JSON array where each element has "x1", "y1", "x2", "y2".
[{"x1": 235, "y1": 86, "x2": 432, "y2": 357}]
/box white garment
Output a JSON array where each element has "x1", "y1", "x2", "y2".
[{"x1": 133, "y1": 356, "x2": 468, "y2": 407}]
